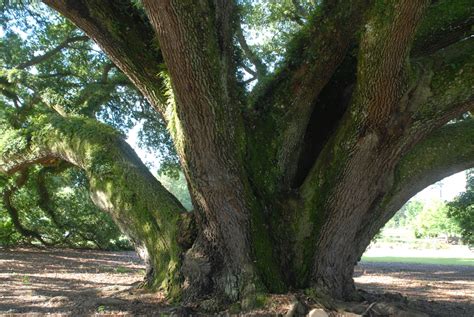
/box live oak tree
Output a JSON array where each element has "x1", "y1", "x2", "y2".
[{"x1": 1, "y1": 0, "x2": 473, "y2": 309}]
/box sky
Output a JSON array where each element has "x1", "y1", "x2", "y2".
[{"x1": 414, "y1": 172, "x2": 466, "y2": 202}]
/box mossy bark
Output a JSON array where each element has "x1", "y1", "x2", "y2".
[
  {"x1": 39, "y1": 0, "x2": 474, "y2": 309},
  {"x1": 0, "y1": 113, "x2": 187, "y2": 298}
]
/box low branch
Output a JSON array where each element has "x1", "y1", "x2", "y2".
[
  {"x1": 15, "y1": 35, "x2": 89, "y2": 69},
  {"x1": 353, "y1": 119, "x2": 474, "y2": 260},
  {"x1": 0, "y1": 112, "x2": 187, "y2": 288}
]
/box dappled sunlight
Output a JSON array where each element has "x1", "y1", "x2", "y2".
[
  {"x1": 0, "y1": 248, "x2": 170, "y2": 315},
  {"x1": 355, "y1": 262, "x2": 474, "y2": 307}
]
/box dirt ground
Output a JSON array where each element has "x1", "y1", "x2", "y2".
[
  {"x1": 353, "y1": 262, "x2": 474, "y2": 317},
  {"x1": 0, "y1": 248, "x2": 472, "y2": 316}
]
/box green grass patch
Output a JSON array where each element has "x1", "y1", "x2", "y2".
[{"x1": 361, "y1": 256, "x2": 474, "y2": 266}]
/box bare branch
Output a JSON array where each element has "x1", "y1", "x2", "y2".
[{"x1": 236, "y1": 25, "x2": 266, "y2": 78}]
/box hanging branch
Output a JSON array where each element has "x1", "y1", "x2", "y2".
[{"x1": 2, "y1": 169, "x2": 51, "y2": 246}]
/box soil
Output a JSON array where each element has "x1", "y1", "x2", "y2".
[
  {"x1": 353, "y1": 261, "x2": 474, "y2": 317},
  {"x1": 0, "y1": 247, "x2": 472, "y2": 316}
]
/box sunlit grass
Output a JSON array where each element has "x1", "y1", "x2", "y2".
[{"x1": 361, "y1": 256, "x2": 474, "y2": 266}]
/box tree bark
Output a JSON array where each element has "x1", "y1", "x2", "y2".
[
  {"x1": 0, "y1": 113, "x2": 188, "y2": 297},
  {"x1": 39, "y1": 0, "x2": 474, "y2": 309}
]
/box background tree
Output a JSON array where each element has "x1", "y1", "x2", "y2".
[
  {"x1": 0, "y1": 0, "x2": 473, "y2": 311},
  {"x1": 448, "y1": 169, "x2": 474, "y2": 246}
]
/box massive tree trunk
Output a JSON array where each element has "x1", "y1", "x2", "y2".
[{"x1": 15, "y1": 0, "x2": 473, "y2": 309}]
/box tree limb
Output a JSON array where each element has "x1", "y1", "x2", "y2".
[
  {"x1": 236, "y1": 24, "x2": 267, "y2": 78},
  {"x1": 353, "y1": 119, "x2": 474, "y2": 259},
  {"x1": 246, "y1": 0, "x2": 371, "y2": 191},
  {"x1": 412, "y1": 0, "x2": 474, "y2": 57},
  {"x1": 15, "y1": 35, "x2": 89, "y2": 69},
  {"x1": 352, "y1": 0, "x2": 429, "y2": 129},
  {"x1": 0, "y1": 111, "x2": 188, "y2": 290},
  {"x1": 411, "y1": 38, "x2": 474, "y2": 129},
  {"x1": 42, "y1": 0, "x2": 169, "y2": 115}
]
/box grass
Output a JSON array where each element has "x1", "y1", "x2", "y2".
[
  {"x1": 114, "y1": 266, "x2": 133, "y2": 273},
  {"x1": 361, "y1": 256, "x2": 474, "y2": 266}
]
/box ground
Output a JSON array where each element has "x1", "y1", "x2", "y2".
[{"x1": 0, "y1": 248, "x2": 472, "y2": 316}]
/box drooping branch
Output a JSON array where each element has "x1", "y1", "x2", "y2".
[
  {"x1": 35, "y1": 163, "x2": 107, "y2": 248},
  {"x1": 0, "y1": 112, "x2": 188, "y2": 293},
  {"x1": 15, "y1": 35, "x2": 89, "y2": 69},
  {"x1": 42, "y1": 0, "x2": 169, "y2": 115},
  {"x1": 36, "y1": 164, "x2": 67, "y2": 229},
  {"x1": 2, "y1": 169, "x2": 50, "y2": 246}
]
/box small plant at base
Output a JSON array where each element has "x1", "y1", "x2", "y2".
[{"x1": 21, "y1": 275, "x2": 30, "y2": 285}]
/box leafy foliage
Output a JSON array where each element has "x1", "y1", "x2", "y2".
[
  {"x1": 448, "y1": 170, "x2": 474, "y2": 246},
  {"x1": 0, "y1": 3, "x2": 179, "y2": 249},
  {"x1": 0, "y1": 166, "x2": 132, "y2": 249},
  {"x1": 386, "y1": 200, "x2": 423, "y2": 228},
  {"x1": 412, "y1": 200, "x2": 460, "y2": 239},
  {"x1": 158, "y1": 172, "x2": 192, "y2": 211},
  {"x1": 239, "y1": 0, "x2": 315, "y2": 68}
]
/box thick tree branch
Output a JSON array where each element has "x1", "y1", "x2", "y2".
[
  {"x1": 15, "y1": 35, "x2": 89, "y2": 69},
  {"x1": 353, "y1": 119, "x2": 474, "y2": 261},
  {"x1": 142, "y1": 0, "x2": 242, "y2": 119},
  {"x1": 353, "y1": 0, "x2": 429, "y2": 129},
  {"x1": 412, "y1": 0, "x2": 474, "y2": 57},
  {"x1": 0, "y1": 112, "x2": 187, "y2": 291},
  {"x1": 411, "y1": 38, "x2": 474, "y2": 129},
  {"x1": 42, "y1": 0, "x2": 168, "y2": 115},
  {"x1": 246, "y1": 0, "x2": 371, "y2": 192}
]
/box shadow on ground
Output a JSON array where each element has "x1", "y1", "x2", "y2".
[{"x1": 0, "y1": 248, "x2": 472, "y2": 316}]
